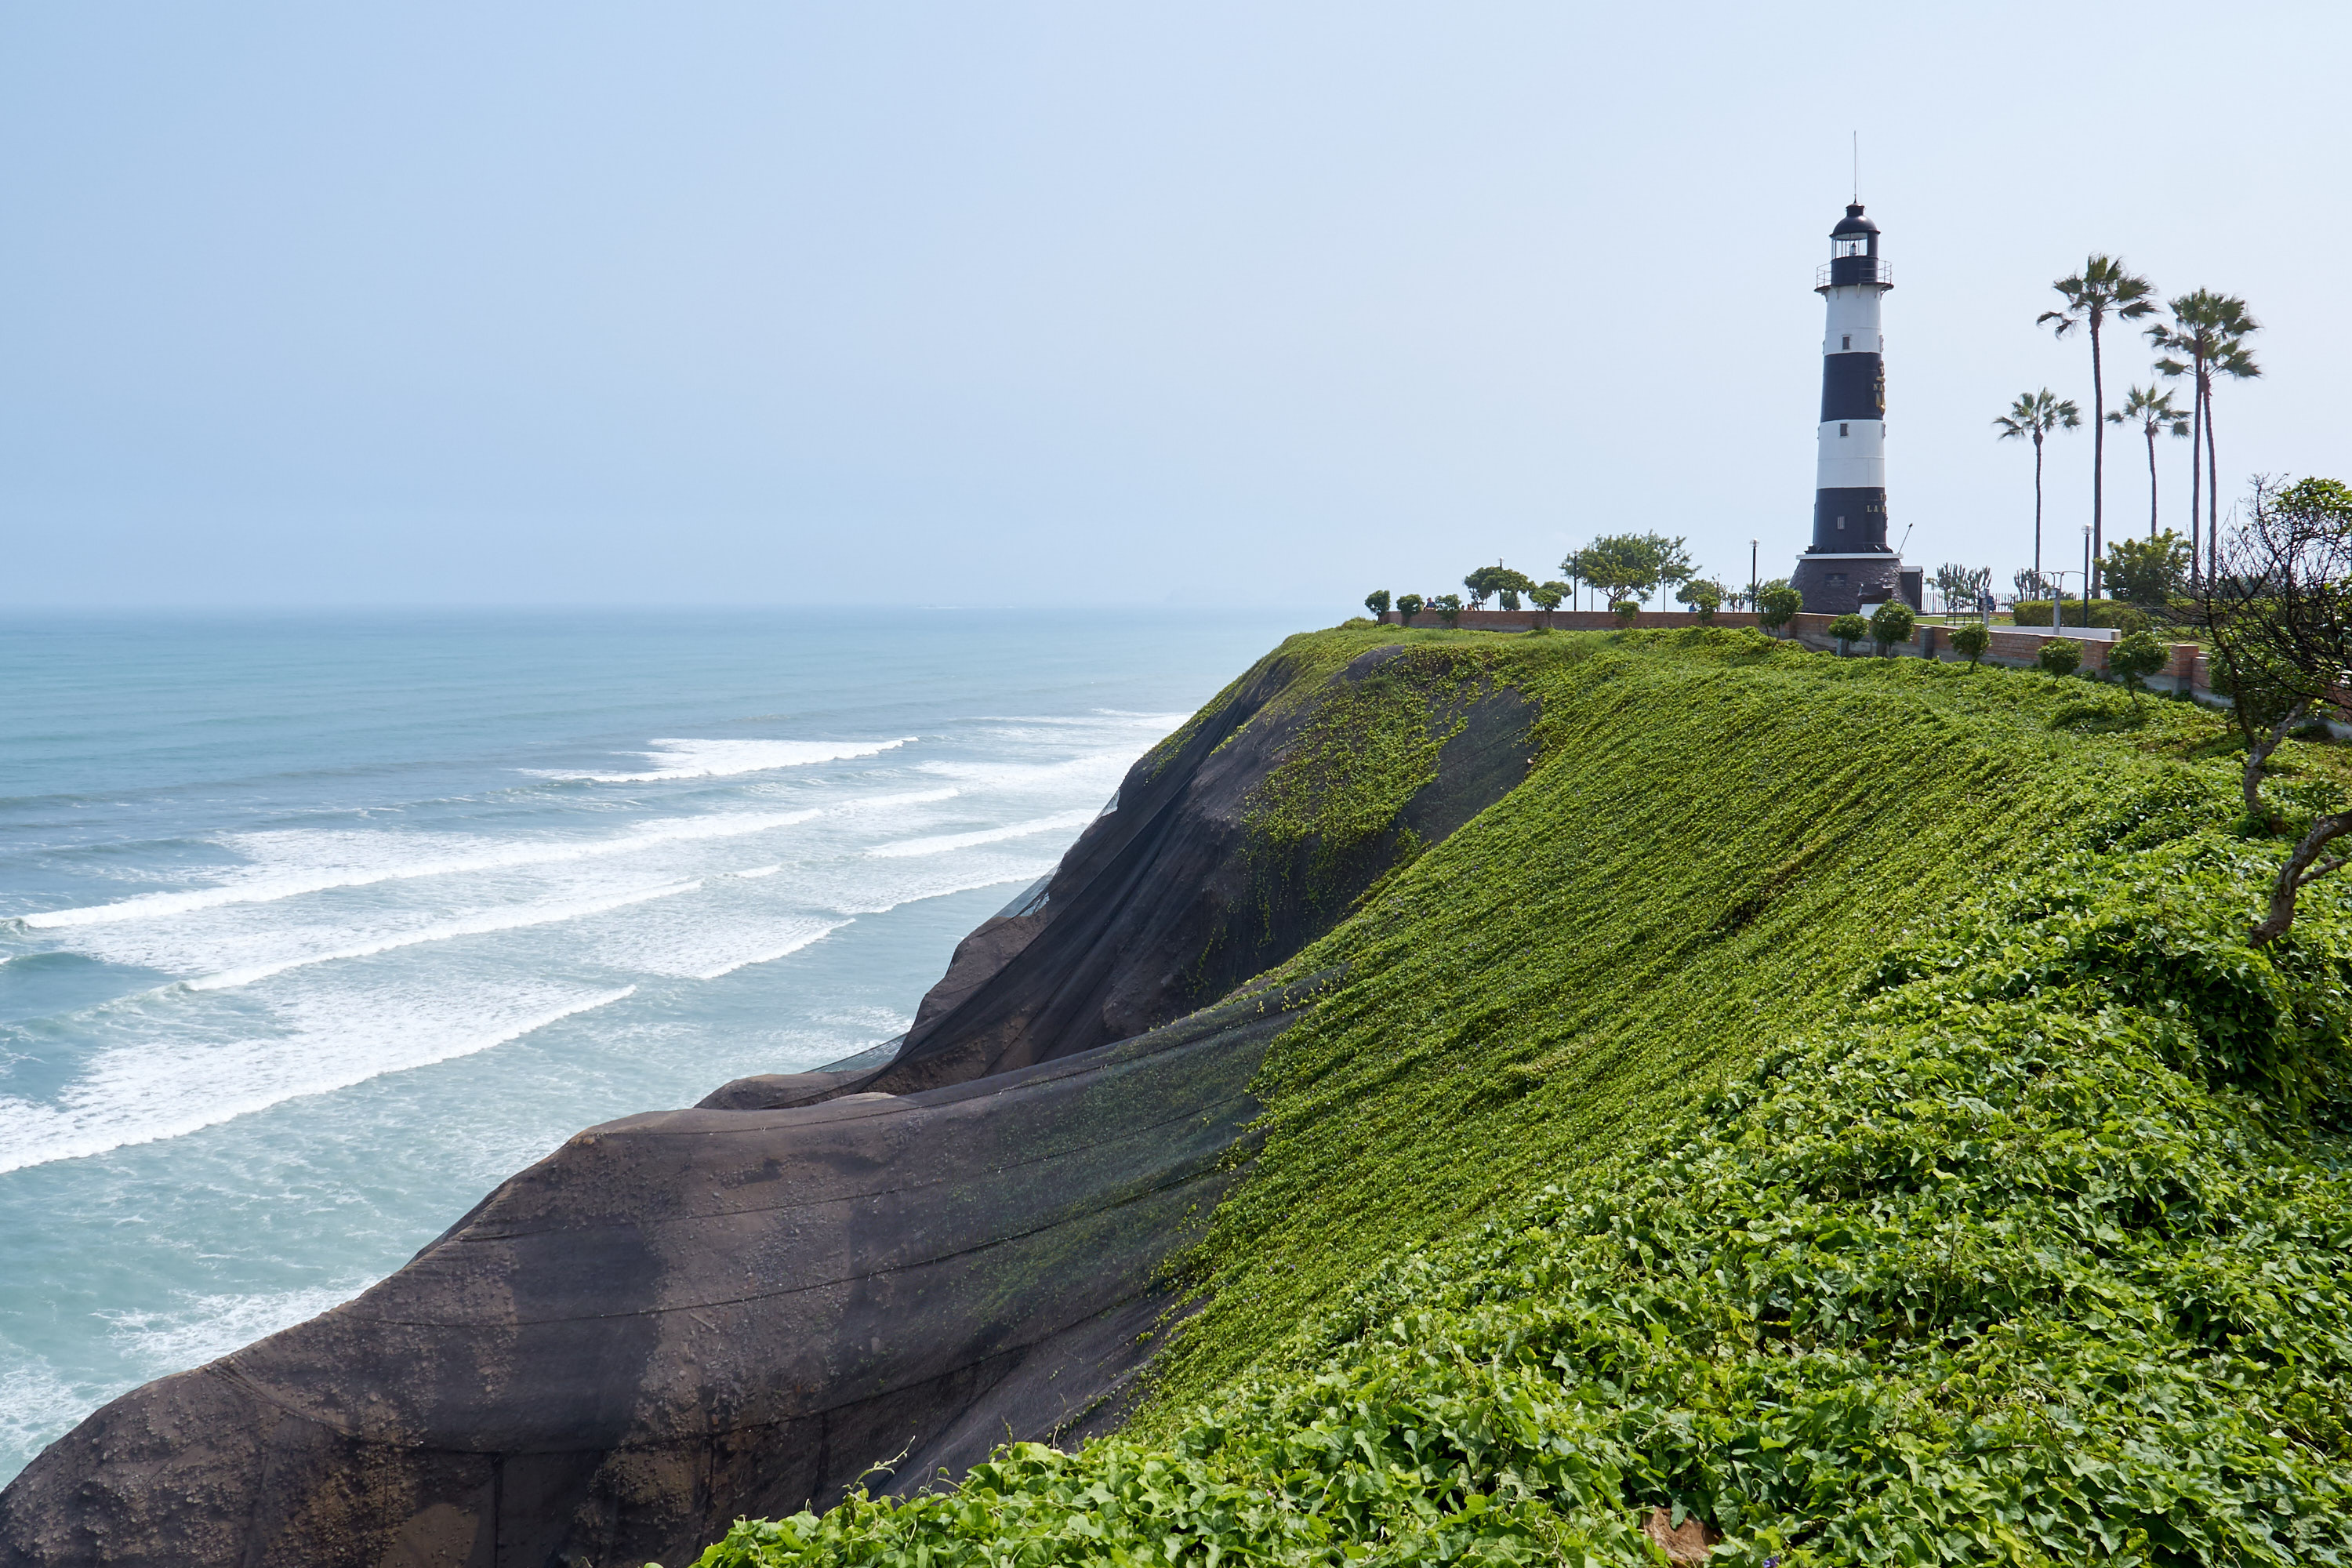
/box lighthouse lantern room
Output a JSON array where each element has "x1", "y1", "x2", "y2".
[{"x1": 1789, "y1": 202, "x2": 1922, "y2": 615}]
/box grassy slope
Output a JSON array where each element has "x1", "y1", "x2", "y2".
[{"x1": 686, "y1": 627, "x2": 2352, "y2": 1566}]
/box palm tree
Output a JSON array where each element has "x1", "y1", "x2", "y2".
[
  {"x1": 2106, "y1": 385, "x2": 2190, "y2": 541},
  {"x1": 1993, "y1": 390, "x2": 2081, "y2": 587},
  {"x1": 2039, "y1": 256, "x2": 2157, "y2": 594},
  {"x1": 2151, "y1": 291, "x2": 2263, "y2": 582}
]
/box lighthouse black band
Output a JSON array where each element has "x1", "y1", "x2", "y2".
[
  {"x1": 1819, "y1": 353, "x2": 1885, "y2": 423},
  {"x1": 1812, "y1": 487, "x2": 1889, "y2": 550}
]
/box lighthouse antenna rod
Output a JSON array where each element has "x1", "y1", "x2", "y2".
[{"x1": 1851, "y1": 132, "x2": 1859, "y2": 203}]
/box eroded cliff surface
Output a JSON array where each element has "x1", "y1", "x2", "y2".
[{"x1": 0, "y1": 633, "x2": 1539, "y2": 1568}]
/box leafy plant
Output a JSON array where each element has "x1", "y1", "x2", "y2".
[
  {"x1": 1949, "y1": 620, "x2": 1991, "y2": 666},
  {"x1": 1674, "y1": 578, "x2": 1722, "y2": 622},
  {"x1": 1363, "y1": 590, "x2": 1392, "y2": 619},
  {"x1": 2110, "y1": 627, "x2": 2169, "y2": 696},
  {"x1": 2038, "y1": 635, "x2": 2084, "y2": 676},
  {"x1": 1867, "y1": 599, "x2": 1914, "y2": 654},
  {"x1": 1395, "y1": 592, "x2": 1425, "y2": 626},
  {"x1": 2040, "y1": 255, "x2": 2159, "y2": 593},
  {"x1": 1755, "y1": 579, "x2": 1802, "y2": 633},
  {"x1": 1827, "y1": 612, "x2": 1868, "y2": 649},
  {"x1": 2105, "y1": 529, "x2": 2190, "y2": 607},
  {"x1": 1610, "y1": 599, "x2": 1640, "y2": 626},
  {"x1": 1994, "y1": 389, "x2": 2082, "y2": 591},
  {"x1": 1432, "y1": 593, "x2": 1464, "y2": 629}
]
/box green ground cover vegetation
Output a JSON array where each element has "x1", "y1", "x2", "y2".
[{"x1": 681, "y1": 626, "x2": 2352, "y2": 1567}]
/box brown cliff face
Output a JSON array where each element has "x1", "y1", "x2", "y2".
[{"x1": 0, "y1": 637, "x2": 1537, "y2": 1568}]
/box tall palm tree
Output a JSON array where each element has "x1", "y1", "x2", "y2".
[
  {"x1": 2038, "y1": 256, "x2": 2157, "y2": 595},
  {"x1": 2106, "y1": 385, "x2": 2190, "y2": 540},
  {"x1": 2151, "y1": 291, "x2": 2263, "y2": 582},
  {"x1": 1993, "y1": 390, "x2": 2081, "y2": 586}
]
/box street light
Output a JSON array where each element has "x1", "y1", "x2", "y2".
[{"x1": 2045, "y1": 568, "x2": 2085, "y2": 632}]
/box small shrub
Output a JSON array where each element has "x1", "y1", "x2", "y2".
[
  {"x1": 2110, "y1": 628, "x2": 2169, "y2": 695},
  {"x1": 1867, "y1": 600, "x2": 1915, "y2": 654},
  {"x1": 1610, "y1": 599, "x2": 1640, "y2": 626},
  {"x1": 1363, "y1": 590, "x2": 1392, "y2": 619},
  {"x1": 1755, "y1": 579, "x2": 1802, "y2": 633},
  {"x1": 1828, "y1": 612, "x2": 1868, "y2": 650},
  {"x1": 1395, "y1": 592, "x2": 1425, "y2": 626},
  {"x1": 1675, "y1": 579, "x2": 1722, "y2": 623},
  {"x1": 1432, "y1": 593, "x2": 1464, "y2": 629},
  {"x1": 1949, "y1": 621, "x2": 1991, "y2": 666},
  {"x1": 2038, "y1": 636, "x2": 2085, "y2": 677}
]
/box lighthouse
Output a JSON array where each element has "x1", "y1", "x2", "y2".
[{"x1": 1789, "y1": 203, "x2": 1921, "y2": 614}]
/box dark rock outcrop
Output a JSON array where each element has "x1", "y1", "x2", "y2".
[
  {"x1": 0, "y1": 641, "x2": 1537, "y2": 1568},
  {"x1": 865, "y1": 646, "x2": 1534, "y2": 1094}
]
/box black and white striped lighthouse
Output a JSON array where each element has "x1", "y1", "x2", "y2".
[{"x1": 1789, "y1": 202, "x2": 1921, "y2": 614}]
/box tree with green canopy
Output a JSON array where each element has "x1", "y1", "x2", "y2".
[
  {"x1": 2107, "y1": 384, "x2": 2191, "y2": 540},
  {"x1": 2108, "y1": 629, "x2": 2169, "y2": 700},
  {"x1": 1566, "y1": 533, "x2": 1693, "y2": 612},
  {"x1": 1994, "y1": 390, "x2": 2081, "y2": 589},
  {"x1": 2103, "y1": 530, "x2": 2189, "y2": 608},
  {"x1": 1867, "y1": 600, "x2": 1915, "y2": 655},
  {"x1": 1363, "y1": 590, "x2": 1392, "y2": 619},
  {"x1": 1394, "y1": 592, "x2": 1424, "y2": 626},
  {"x1": 1828, "y1": 613, "x2": 1868, "y2": 652},
  {"x1": 1431, "y1": 593, "x2": 1464, "y2": 629},
  {"x1": 2039, "y1": 256, "x2": 2158, "y2": 594},
  {"x1": 2194, "y1": 475, "x2": 2352, "y2": 940},
  {"x1": 1932, "y1": 562, "x2": 1991, "y2": 619},
  {"x1": 2151, "y1": 289, "x2": 2261, "y2": 582},
  {"x1": 1950, "y1": 621, "x2": 1991, "y2": 667},
  {"x1": 2037, "y1": 637, "x2": 2083, "y2": 677},
  {"x1": 1529, "y1": 580, "x2": 1566, "y2": 626},
  {"x1": 1674, "y1": 578, "x2": 1722, "y2": 622},
  {"x1": 1755, "y1": 579, "x2": 1802, "y2": 633}
]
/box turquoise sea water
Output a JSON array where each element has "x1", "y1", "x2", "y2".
[{"x1": 0, "y1": 608, "x2": 1305, "y2": 1483}]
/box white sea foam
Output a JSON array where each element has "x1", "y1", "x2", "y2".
[
  {"x1": 181, "y1": 880, "x2": 701, "y2": 991},
  {"x1": 0, "y1": 984, "x2": 634, "y2": 1174},
  {"x1": 18, "y1": 811, "x2": 818, "y2": 930},
  {"x1": 103, "y1": 1283, "x2": 365, "y2": 1372},
  {"x1": 866, "y1": 810, "x2": 1098, "y2": 860},
  {"x1": 683, "y1": 921, "x2": 851, "y2": 981},
  {"x1": 734, "y1": 866, "x2": 781, "y2": 879},
  {"x1": 0, "y1": 1355, "x2": 93, "y2": 1478},
  {"x1": 913, "y1": 753, "x2": 1133, "y2": 793},
  {"x1": 534, "y1": 737, "x2": 914, "y2": 783}
]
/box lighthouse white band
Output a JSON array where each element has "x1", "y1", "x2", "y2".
[
  {"x1": 1816, "y1": 419, "x2": 1886, "y2": 489},
  {"x1": 1820, "y1": 286, "x2": 1886, "y2": 351}
]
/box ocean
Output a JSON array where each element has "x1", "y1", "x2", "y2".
[{"x1": 0, "y1": 607, "x2": 1305, "y2": 1484}]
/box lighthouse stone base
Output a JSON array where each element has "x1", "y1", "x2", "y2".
[{"x1": 1790, "y1": 553, "x2": 1922, "y2": 617}]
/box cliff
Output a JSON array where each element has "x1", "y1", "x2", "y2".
[
  {"x1": 16, "y1": 626, "x2": 2352, "y2": 1568},
  {"x1": 0, "y1": 631, "x2": 1537, "y2": 1568}
]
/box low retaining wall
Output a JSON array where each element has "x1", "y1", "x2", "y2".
[{"x1": 1376, "y1": 608, "x2": 2212, "y2": 695}]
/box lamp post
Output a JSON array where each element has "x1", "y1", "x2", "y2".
[
  {"x1": 2046, "y1": 568, "x2": 2084, "y2": 632},
  {"x1": 1749, "y1": 539, "x2": 1759, "y2": 615},
  {"x1": 2082, "y1": 524, "x2": 2092, "y2": 629}
]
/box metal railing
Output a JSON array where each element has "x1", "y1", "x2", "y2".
[{"x1": 1816, "y1": 258, "x2": 1894, "y2": 289}]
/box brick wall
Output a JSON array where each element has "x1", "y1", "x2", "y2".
[{"x1": 1370, "y1": 609, "x2": 2218, "y2": 699}]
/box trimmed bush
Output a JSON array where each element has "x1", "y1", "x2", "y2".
[
  {"x1": 2038, "y1": 635, "x2": 2085, "y2": 676},
  {"x1": 2111, "y1": 628, "x2": 2170, "y2": 692},
  {"x1": 1755, "y1": 579, "x2": 1803, "y2": 633},
  {"x1": 1867, "y1": 600, "x2": 1915, "y2": 653},
  {"x1": 1949, "y1": 621, "x2": 1991, "y2": 666},
  {"x1": 1828, "y1": 612, "x2": 1868, "y2": 649},
  {"x1": 1610, "y1": 599, "x2": 1640, "y2": 626},
  {"x1": 2012, "y1": 597, "x2": 2132, "y2": 629}
]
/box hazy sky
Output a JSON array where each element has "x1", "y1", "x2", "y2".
[{"x1": 2, "y1": 2, "x2": 2344, "y2": 608}]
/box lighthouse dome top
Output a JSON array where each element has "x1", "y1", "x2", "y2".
[{"x1": 1830, "y1": 202, "x2": 1879, "y2": 238}]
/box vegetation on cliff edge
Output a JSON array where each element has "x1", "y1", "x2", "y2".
[{"x1": 680, "y1": 626, "x2": 2352, "y2": 1566}]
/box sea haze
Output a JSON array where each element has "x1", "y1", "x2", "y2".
[{"x1": 0, "y1": 607, "x2": 1305, "y2": 1483}]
